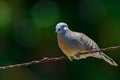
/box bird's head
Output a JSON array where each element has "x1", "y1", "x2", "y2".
[{"x1": 55, "y1": 22, "x2": 69, "y2": 33}]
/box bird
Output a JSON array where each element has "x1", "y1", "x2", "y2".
[{"x1": 55, "y1": 22, "x2": 118, "y2": 66}]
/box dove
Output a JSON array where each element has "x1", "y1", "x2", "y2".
[{"x1": 55, "y1": 22, "x2": 118, "y2": 66}]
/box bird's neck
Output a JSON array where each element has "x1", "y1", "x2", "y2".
[
  {"x1": 57, "y1": 29, "x2": 72, "y2": 39},
  {"x1": 59, "y1": 29, "x2": 69, "y2": 36}
]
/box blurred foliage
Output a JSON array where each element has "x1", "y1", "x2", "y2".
[{"x1": 0, "y1": 0, "x2": 119, "y2": 80}]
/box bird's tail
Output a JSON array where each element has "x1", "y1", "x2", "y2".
[{"x1": 99, "y1": 52, "x2": 118, "y2": 66}]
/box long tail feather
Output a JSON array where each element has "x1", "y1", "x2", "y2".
[{"x1": 99, "y1": 52, "x2": 118, "y2": 66}]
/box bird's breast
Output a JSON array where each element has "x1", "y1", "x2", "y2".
[{"x1": 57, "y1": 34, "x2": 79, "y2": 55}]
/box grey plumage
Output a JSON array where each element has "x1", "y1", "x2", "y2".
[{"x1": 56, "y1": 22, "x2": 118, "y2": 66}]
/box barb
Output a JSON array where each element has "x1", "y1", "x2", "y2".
[
  {"x1": 0, "y1": 46, "x2": 120, "y2": 70},
  {"x1": 0, "y1": 56, "x2": 67, "y2": 70},
  {"x1": 78, "y1": 46, "x2": 120, "y2": 55}
]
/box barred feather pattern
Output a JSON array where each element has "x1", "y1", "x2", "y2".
[{"x1": 57, "y1": 29, "x2": 118, "y2": 66}]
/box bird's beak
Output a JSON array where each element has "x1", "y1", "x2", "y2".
[{"x1": 55, "y1": 29, "x2": 59, "y2": 33}]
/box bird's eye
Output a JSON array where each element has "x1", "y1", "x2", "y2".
[{"x1": 61, "y1": 25, "x2": 65, "y2": 28}]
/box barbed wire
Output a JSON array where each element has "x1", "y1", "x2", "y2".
[{"x1": 0, "y1": 46, "x2": 120, "y2": 70}]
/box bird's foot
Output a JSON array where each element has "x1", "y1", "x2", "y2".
[
  {"x1": 68, "y1": 56, "x2": 74, "y2": 61},
  {"x1": 75, "y1": 52, "x2": 81, "y2": 58}
]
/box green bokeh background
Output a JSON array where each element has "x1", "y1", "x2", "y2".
[{"x1": 0, "y1": 0, "x2": 120, "y2": 80}]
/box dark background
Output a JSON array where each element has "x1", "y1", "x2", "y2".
[{"x1": 0, "y1": 0, "x2": 120, "y2": 80}]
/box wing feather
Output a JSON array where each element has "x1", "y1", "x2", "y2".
[{"x1": 78, "y1": 33, "x2": 100, "y2": 51}]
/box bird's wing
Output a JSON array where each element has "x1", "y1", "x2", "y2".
[
  {"x1": 75, "y1": 32, "x2": 118, "y2": 66},
  {"x1": 78, "y1": 32, "x2": 100, "y2": 51}
]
